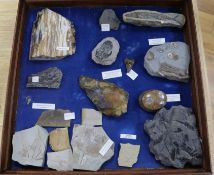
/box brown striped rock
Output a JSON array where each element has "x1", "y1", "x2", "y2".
[{"x1": 29, "y1": 8, "x2": 76, "y2": 60}]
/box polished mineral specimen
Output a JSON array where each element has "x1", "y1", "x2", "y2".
[
  {"x1": 79, "y1": 76, "x2": 129, "y2": 117},
  {"x1": 36, "y1": 109, "x2": 71, "y2": 127},
  {"x1": 144, "y1": 42, "x2": 190, "y2": 82},
  {"x1": 29, "y1": 8, "x2": 76, "y2": 60},
  {"x1": 144, "y1": 105, "x2": 202, "y2": 168},
  {"x1": 123, "y1": 10, "x2": 186, "y2": 28},
  {"x1": 139, "y1": 90, "x2": 167, "y2": 111},
  {"x1": 49, "y1": 128, "x2": 70, "y2": 151},
  {"x1": 82, "y1": 108, "x2": 102, "y2": 126},
  {"x1": 118, "y1": 143, "x2": 140, "y2": 167},
  {"x1": 71, "y1": 124, "x2": 114, "y2": 171},
  {"x1": 92, "y1": 37, "x2": 120, "y2": 65},
  {"x1": 99, "y1": 9, "x2": 121, "y2": 30},
  {"x1": 12, "y1": 125, "x2": 48, "y2": 167},
  {"x1": 26, "y1": 67, "x2": 63, "y2": 88},
  {"x1": 124, "y1": 58, "x2": 135, "y2": 73},
  {"x1": 47, "y1": 149, "x2": 73, "y2": 171}
]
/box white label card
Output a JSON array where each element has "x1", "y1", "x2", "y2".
[
  {"x1": 99, "y1": 139, "x2": 114, "y2": 156},
  {"x1": 148, "y1": 38, "x2": 166, "y2": 45},
  {"x1": 120, "y1": 134, "x2": 137, "y2": 140},
  {"x1": 64, "y1": 112, "x2": 75, "y2": 120},
  {"x1": 166, "y1": 94, "x2": 181, "y2": 102},
  {"x1": 56, "y1": 46, "x2": 69, "y2": 51},
  {"x1": 32, "y1": 103, "x2": 55, "y2": 110},
  {"x1": 102, "y1": 69, "x2": 122, "y2": 80},
  {"x1": 101, "y1": 24, "x2": 110, "y2": 32},
  {"x1": 32, "y1": 76, "x2": 39, "y2": 83},
  {"x1": 126, "y1": 69, "x2": 138, "y2": 80}
]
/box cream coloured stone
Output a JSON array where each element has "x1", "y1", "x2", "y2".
[{"x1": 82, "y1": 108, "x2": 102, "y2": 126}]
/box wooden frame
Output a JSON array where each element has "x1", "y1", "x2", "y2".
[{"x1": 0, "y1": 0, "x2": 212, "y2": 174}]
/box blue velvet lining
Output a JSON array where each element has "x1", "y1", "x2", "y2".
[{"x1": 12, "y1": 6, "x2": 192, "y2": 170}]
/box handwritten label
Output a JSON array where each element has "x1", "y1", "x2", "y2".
[
  {"x1": 56, "y1": 46, "x2": 69, "y2": 51},
  {"x1": 101, "y1": 24, "x2": 110, "y2": 32},
  {"x1": 102, "y1": 69, "x2": 122, "y2": 80},
  {"x1": 64, "y1": 112, "x2": 75, "y2": 120},
  {"x1": 166, "y1": 94, "x2": 181, "y2": 102},
  {"x1": 120, "y1": 134, "x2": 137, "y2": 140},
  {"x1": 32, "y1": 103, "x2": 55, "y2": 110},
  {"x1": 32, "y1": 76, "x2": 39, "y2": 83},
  {"x1": 99, "y1": 139, "x2": 114, "y2": 156},
  {"x1": 148, "y1": 38, "x2": 165, "y2": 45},
  {"x1": 126, "y1": 69, "x2": 138, "y2": 80}
]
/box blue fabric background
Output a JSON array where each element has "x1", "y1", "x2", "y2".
[{"x1": 12, "y1": 6, "x2": 192, "y2": 170}]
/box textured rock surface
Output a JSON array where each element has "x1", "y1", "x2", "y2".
[
  {"x1": 12, "y1": 125, "x2": 48, "y2": 167},
  {"x1": 49, "y1": 128, "x2": 70, "y2": 151},
  {"x1": 36, "y1": 109, "x2": 71, "y2": 127},
  {"x1": 80, "y1": 76, "x2": 129, "y2": 117},
  {"x1": 47, "y1": 149, "x2": 73, "y2": 171},
  {"x1": 71, "y1": 124, "x2": 114, "y2": 171},
  {"x1": 99, "y1": 9, "x2": 121, "y2": 30},
  {"x1": 144, "y1": 105, "x2": 202, "y2": 168},
  {"x1": 124, "y1": 58, "x2": 135, "y2": 73},
  {"x1": 92, "y1": 37, "x2": 120, "y2": 65},
  {"x1": 123, "y1": 10, "x2": 186, "y2": 28},
  {"x1": 29, "y1": 8, "x2": 76, "y2": 60},
  {"x1": 139, "y1": 90, "x2": 167, "y2": 111},
  {"x1": 118, "y1": 143, "x2": 140, "y2": 167},
  {"x1": 144, "y1": 42, "x2": 190, "y2": 82},
  {"x1": 26, "y1": 67, "x2": 63, "y2": 88},
  {"x1": 82, "y1": 108, "x2": 102, "y2": 126}
]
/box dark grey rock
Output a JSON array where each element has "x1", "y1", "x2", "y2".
[
  {"x1": 27, "y1": 67, "x2": 62, "y2": 88},
  {"x1": 99, "y1": 9, "x2": 121, "y2": 30},
  {"x1": 92, "y1": 37, "x2": 120, "y2": 66},
  {"x1": 123, "y1": 10, "x2": 186, "y2": 28},
  {"x1": 144, "y1": 105, "x2": 202, "y2": 168},
  {"x1": 144, "y1": 42, "x2": 190, "y2": 82}
]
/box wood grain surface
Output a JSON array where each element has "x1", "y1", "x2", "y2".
[{"x1": 0, "y1": 0, "x2": 213, "y2": 171}]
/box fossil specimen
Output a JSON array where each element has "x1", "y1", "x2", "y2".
[
  {"x1": 26, "y1": 67, "x2": 63, "y2": 88},
  {"x1": 47, "y1": 149, "x2": 73, "y2": 171},
  {"x1": 12, "y1": 125, "x2": 48, "y2": 167},
  {"x1": 79, "y1": 76, "x2": 129, "y2": 117},
  {"x1": 49, "y1": 128, "x2": 70, "y2": 151},
  {"x1": 144, "y1": 105, "x2": 202, "y2": 168},
  {"x1": 99, "y1": 9, "x2": 121, "y2": 30},
  {"x1": 82, "y1": 108, "x2": 102, "y2": 126},
  {"x1": 36, "y1": 109, "x2": 71, "y2": 127},
  {"x1": 139, "y1": 90, "x2": 167, "y2": 111},
  {"x1": 92, "y1": 37, "x2": 120, "y2": 65},
  {"x1": 123, "y1": 10, "x2": 186, "y2": 28},
  {"x1": 144, "y1": 42, "x2": 190, "y2": 82},
  {"x1": 118, "y1": 143, "x2": 140, "y2": 167},
  {"x1": 29, "y1": 8, "x2": 76, "y2": 60},
  {"x1": 71, "y1": 124, "x2": 114, "y2": 171},
  {"x1": 124, "y1": 58, "x2": 135, "y2": 73}
]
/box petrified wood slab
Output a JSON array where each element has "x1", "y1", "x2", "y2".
[
  {"x1": 29, "y1": 8, "x2": 76, "y2": 60},
  {"x1": 26, "y1": 67, "x2": 63, "y2": 88},
  {"x1": 79, "y1": 76, "x2": 129, "y2": 117},
  {"x1": 123, "y1": 10, "x2": 186, "y2": 28},
  {"x1": 144, "y1": 105, "x2": 202, "y2": 168}
]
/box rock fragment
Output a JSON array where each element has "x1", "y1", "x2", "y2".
[
  {"x1": 118, "y1": 143, "x2": 140, "y2": 167},
  {"x1": 30, "y1": 8, "x2": 76, "y2": 60},
  {"x1": 47, "y1": 149, "x2": 73, "y2": 171},
  {"x1": 71, "y1": 124, "x2": 114, "y2": 171},
  {"x1": 144, "y1": 105, "x2": 202, "y2": 168},
  {"x1": 36, "y1": 109, "x2": 71, "y2": 127},
  {"x1": 123, "y1": 10, "x2": 186, "y2": 28},
  {"x1": 124, "y1": 58, "x2": 135, "y2": 73},
  {"x1": 49, "y1": 128, "x2": 70, "y2": 151},
  {"x1": 92, "y1": 37, "x2": 120, "y2": 66},
  {"x1": 144, "y1": 42, "x2": 190, "y2": 82},
  {"x1": 99, "y1": 9, "x2": 121, "y2": 30},
  {"x1": 12, "y1": 125, "x2": 48, "y2": 167},
  {"x1": 82, "y1": 108, "x2": 102, "y2": 126},
  {"x1": 79, "y1": 76, "x2": 129, "y2": 117},
  {"x1": 26, "y1": 67, "x2": 63, "y2": 88}
]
